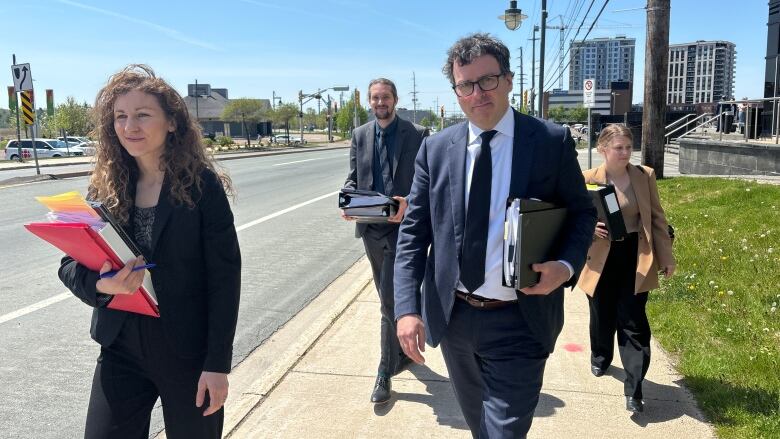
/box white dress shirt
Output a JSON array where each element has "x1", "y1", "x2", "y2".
[{"x1": 455, "y1": 107, "x2": 573, "y2": 300}]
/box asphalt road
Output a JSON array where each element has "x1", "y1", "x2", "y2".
[{"x1": 0, "y1": 148, "x2": 365, "y2": 439}]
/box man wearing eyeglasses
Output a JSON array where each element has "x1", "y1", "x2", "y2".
[
  {"x1": 394, "y1": 33, "x2": 596, "y2": 437},
  {"x1": 342, "y1": 78, "x2": 429, "y2": 405}
]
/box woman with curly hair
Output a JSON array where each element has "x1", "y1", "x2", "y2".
[{"x1": 58, "y1": 64, "x2": 241, "y2": 438}]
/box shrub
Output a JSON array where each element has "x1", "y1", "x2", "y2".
[{"x1": 216, "y1": 136, "x2": 233, "y2": 147}]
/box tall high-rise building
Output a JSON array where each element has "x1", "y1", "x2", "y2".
[
  {"x1": 569, "y1": 36, "x2": 635, "y2": 91},
  {"x1": 667, "y1": 40, "x2": 736, "y2": 104}
]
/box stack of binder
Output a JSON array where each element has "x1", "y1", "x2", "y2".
[
  {"x1": 586, "y1": 184, "x2": 627, "y2": 241},
  {"x1": 503, "y1": 198, "x2": 567, "y2": 290},
  {"x1": 338, "y1": 188, "x2": 399, "y2": 223},
  {"x1": 25, "y1": 191, "x2": 159, "y2": 317}
]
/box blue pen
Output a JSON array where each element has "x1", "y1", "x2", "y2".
[{"x1": 99, "y1": 263, "x2": 156, "y2": 279}]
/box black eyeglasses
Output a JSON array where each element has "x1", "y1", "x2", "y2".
[{"x1": 452, "y1": 73, "x2": 504, "y2": 97}]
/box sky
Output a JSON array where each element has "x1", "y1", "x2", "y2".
[{"x1": 0, "y1": 0, "x2": 770, "y2": 115}]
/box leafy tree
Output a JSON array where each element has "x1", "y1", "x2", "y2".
[
  {"x1": 547, "y1": 106, "x2": 568, "y2": 122},
  {"x1": 53, "y1": 97, "x2": 92, "y2": 136},
  {"x1": 569, "y1": 106, "x2": 588, "y2": 123},
  {"x1": 420, "y1": 117, "x2": 431, "y2": 128},
  {"x1": 335, "y1": 98, "x2": 367, "y2": 134},
  {"x1": 271, "y1": 103, "x2": 300, "y2": 138},
  {"x1": 221, "y1": 98, "x2": 270, "y2": 145}
]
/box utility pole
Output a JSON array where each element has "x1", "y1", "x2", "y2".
[
  {"x1": 518, "y1": 47, "x2": 524, "y2": 103},
  {"x1": 642, "y1": 0, "x2": 670, "y2": 177},
  {"x1": 529, "y1": 26, "x2": 539, "y2": 116},
  {"x1": 410, "y1": 72, "x2": 419, "y2": 123},
  {"x1": 538, "y1": 0, "x2": 547, "y2": 119},
  {"x1": 546, "y1": 15, "x2": 568, "y2": 90}
]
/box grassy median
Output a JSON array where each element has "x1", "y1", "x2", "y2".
[{"x1": 650, "y1": 177, "x2": 780, "y2": 438}]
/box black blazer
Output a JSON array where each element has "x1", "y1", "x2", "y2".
[
  {"x1": 59, "y1": 168, "x2": 241, "y2": 373},
  {"x1": 343, "y1": 116, "x2": 429, "y2": 238}
]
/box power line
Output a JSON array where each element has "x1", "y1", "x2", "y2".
[
  {"x1": 545, "y1": 0, "x2": 610, "y2": 93},
  {"x1": 544, "y1": 0, "x2": 596, "y2": 91}
]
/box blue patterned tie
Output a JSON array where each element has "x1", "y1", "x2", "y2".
[{"x1": 460, "y1": 130, "x2": 497, "y2": 292}]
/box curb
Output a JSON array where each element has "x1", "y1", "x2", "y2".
[{"x1": 153, "y1": 257, "x2": 373, "y2": 439}]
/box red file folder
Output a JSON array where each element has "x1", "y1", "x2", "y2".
[{"x1": 24, "y1": 222, "x2": 160, "y2": 317}]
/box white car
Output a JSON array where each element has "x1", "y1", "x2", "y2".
[
  {"x1": 273, "y1": 135, "x2": 307, "y2": 145},
  {"x1": 4, "y1": 139, "x2": 85, "y2": 161}
]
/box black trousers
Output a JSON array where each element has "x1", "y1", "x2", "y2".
[
  {"x1": 361, "y1": 226, "x2": 407, "y2": 377},
  {"x1": 440, "y1": 298, "x2": 549, "y2": 439},
  {"x1": 587, "y1": 232, "x2": 651, "y2": 399},
  {"x1": 85, "y1": 315, "x2": 222, "y2": 439}
]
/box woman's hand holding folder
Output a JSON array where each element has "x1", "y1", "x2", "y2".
[{"x1": 95, "y1": 256, "x2": 147, "y2": 296}]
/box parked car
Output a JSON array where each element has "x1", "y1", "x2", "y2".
[
  {"x1": 273, "y1": 135, "x2": 307, "y2": 145},
  {"x1": 4, "y1": 139, "x2": 85, "y2": 161}
]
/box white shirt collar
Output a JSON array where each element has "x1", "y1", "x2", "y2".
[{"x1": 467, "y1": 106, "x2": 515, "y2": 144}]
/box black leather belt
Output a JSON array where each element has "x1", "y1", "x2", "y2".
[{"x1": 455, "y1": 290, "x2": 518, "y2": 310}]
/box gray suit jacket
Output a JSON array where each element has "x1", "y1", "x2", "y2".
[
  {"x1": 343, "y1": 116, "x2": 429, "y2": 238},
  {"x1": 393, "y1": 110, "x2": 597, "y2": 353}
]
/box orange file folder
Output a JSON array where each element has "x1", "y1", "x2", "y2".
[{"x1": 25, "y1": 222, "x2": 159, "y2": 317}]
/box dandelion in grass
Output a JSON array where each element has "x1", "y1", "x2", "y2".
[
  {"x1": 726, "y1": 328, "x2": 732, "y2": 332},
  {"x1": 728, "y1": 228, "x2": 733, "y2": 232},
  {"x1": 727, "y1": 290, "x2": 734, "y2": 296},
  {"x1": 769, "y1": 248, "x2": 774, "y2": 253},
  {"x1": 709, "y1": 280, "x2": 715, "y2": 286},
  {"x1": 746, "y1": 188, "x2": 751, "y2": 192}
]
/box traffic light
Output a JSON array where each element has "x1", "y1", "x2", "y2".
[
  {"x1": 440, "y1": 105, "x2": 445, "y2": 118},
  {"x1": 355, "y1": 89, "x2": 360, "y2": 105},
  {"x1": 298, "y1": 90, "x2": 303, "y2": 102}
]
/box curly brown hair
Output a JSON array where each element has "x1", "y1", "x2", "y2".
[{"x1": 89, "y1": 64, "x2": 232, "y2": 224}]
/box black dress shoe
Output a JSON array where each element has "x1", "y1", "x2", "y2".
[
  {"x1": 591, "y1": 365, "x2": 605, "y2": 377},
  {"x1": 370, "y1": 376, "x2": 391, "y2": 404},
  {"x1": 626, "y1": 396, "x2": 644, "y2": 413}
]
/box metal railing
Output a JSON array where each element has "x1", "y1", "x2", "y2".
[{"x1": 664, "y1": 112, "x2": 715, "y2": 144}]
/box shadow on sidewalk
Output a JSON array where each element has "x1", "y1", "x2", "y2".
[
  {"x1": 603, "y1": 366, "x2": 711, "y2": 426},
  {"x1": 374, "y1": 363, "x2": 469, "y2": 431}
]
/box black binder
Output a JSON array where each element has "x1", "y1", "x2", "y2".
[
  {"x1": 587, "y1": 184, "x2": 627, "y2": 241},
  {"x1": 503, "y1": 198, "x2": 567, "y2": 289},
  {"x1": 338, "y1": 188, "x2": 399, "y2": 223}
]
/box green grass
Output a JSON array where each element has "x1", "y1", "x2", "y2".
[{"x1": 649, "y1": 177, "x2": 780, "y2": 438}]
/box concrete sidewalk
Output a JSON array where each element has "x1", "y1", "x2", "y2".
[{"x1": 211, "y1": 257, "x2": 715, "y2": 438}]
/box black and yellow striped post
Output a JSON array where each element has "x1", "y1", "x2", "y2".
[{"x1": 20, "y1": 90, "x2": 34, "y2": 125}]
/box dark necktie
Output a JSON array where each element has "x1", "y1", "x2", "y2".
[
  {"x1": 378, "y1": 129, "x2": 393, "y2": 195},
  {"x1": 460, "y1": 130, "x2": 497, "y2": 293}
]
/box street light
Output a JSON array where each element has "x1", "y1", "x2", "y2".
[
  {"x1": 299, "y1": 86, "x2": 350, "y2": 144},
  {"x1": 500, "y1": 0, "x2": 547, "y2": 117},
  {"x1": 498, "y1": 1, "x2": 527, "y2": 30}
]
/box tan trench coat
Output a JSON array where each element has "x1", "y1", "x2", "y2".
[{"x1": 574, "y1": 164, "x2": 675, "y2": 296}]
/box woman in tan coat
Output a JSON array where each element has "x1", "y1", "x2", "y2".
[{"x1": 575, "y1": 124, "x2": 675, "y2": 414}]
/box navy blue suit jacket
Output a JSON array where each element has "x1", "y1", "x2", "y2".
[{"x1": 393, "y1": 110, "x2": 596, "y2": 353}]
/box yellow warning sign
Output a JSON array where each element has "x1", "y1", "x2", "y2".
[{"x1": 21, "y1": 90, "x2": 34, "y2": 125}]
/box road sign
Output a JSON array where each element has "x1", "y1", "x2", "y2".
[
  {"x1": 583, "y1": 78, "x2": 595, "y2": 108},
  {"x1": 12, "y1": 63, "x2": 33, "y2": 92},
  {"x1": 20, "y1": 90, "x2": 34, "y2": 125}
]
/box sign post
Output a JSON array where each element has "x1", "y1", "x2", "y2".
[{"x1": 583, "y1": 78, "x2": 595, "y2": 168}]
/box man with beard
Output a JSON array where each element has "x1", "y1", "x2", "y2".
[{"x1": 342, "y1": 78, "x2": 429, "y2": 404}]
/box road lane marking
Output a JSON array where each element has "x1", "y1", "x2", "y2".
[
  {"x1": 0, "y1": 292, "x2": 72, "y2": 324},
  {"x1": 272, "y1": 158, "x2": 327, "y2": 167},
  {"x1": 1, "y1": 192, "x2": 339, "y2": 324},
  {"x1": 236, "y1": 191, "x2": 337, "y2": 232}
]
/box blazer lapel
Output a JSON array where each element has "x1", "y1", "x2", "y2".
[
  {"x1": 448, "y1": 123, "x2": 469, "y2": 255},
  {"x1": 509, "y1": 110, "x2": 537, "y2": 198},
  {"x1": 150, "y1": 177, "x2": 173, "y2": 255},
  {"x1": 629, "y1": 165, "x2": 652, "y2": 240}
]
